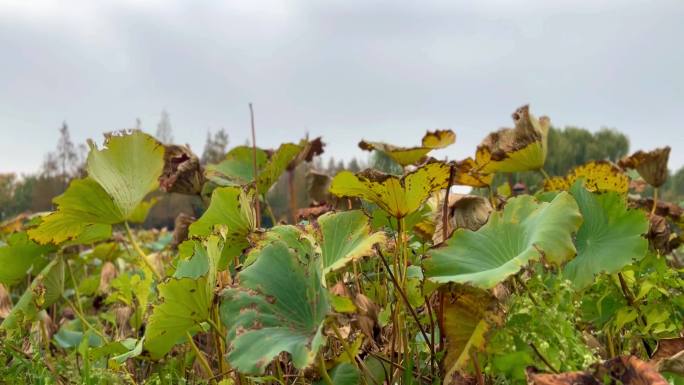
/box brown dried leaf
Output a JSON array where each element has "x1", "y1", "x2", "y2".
[
  {"x1": 433, "y1": 193, "x2": 492, "y2": 244},
  {"x1": 295, "y1": 203, "x2": 333, "y2": 221},
  {"x1": 98, "y1": 261, "x2": 118, "y2": 294},
  {"x1": 0, "y1": 284, "x2": 11, "y2": 319},
  {"x1": 629, "y1": 197, "x2": 683, "y2": 221},
  {"x1": 353, "y1": 293, "x2": 380, "y2": 341},
  {"x1": 159, "y1": 144, "x2": 205, "y2": 195},
  {"x1": 619, "y1": 147, "x2": 671, "y2": 188},
  {"x1": 288, "y1": 137, "x2": 325, "y2": 171},
  {"x1": 527, "y1": 356, "x2": 669, "y2": 385},
  {"x1": 171, "y1": 212, "x2": 195, "y2": 248},
  {"x1": 651, "y1": 337, "x2": 684, "y2": 376},
  {"x1": 646, "y1": 214, "x2": 675, "y2": 254}
]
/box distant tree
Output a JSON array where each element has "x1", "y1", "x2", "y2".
[
  {"x1": 663, "y1": 166, "x2": 684, "y2": 202},
  {"x1": 156, "y1": 109, "x2": 174, "y2": 144},
  {"x1": 135, "y1": 117, "x2": 142, "y2": 130},
  {"x1": 56, "y1": 122, "x2": 79, "y2": 186},
  {"x1": 348, "y1": 158, "x2": 361, "y2": 173},
  {"x1": 326, "y1": 157, "x2": 337, "y2": 174},
  {"x1": 200, "y1": 129, "x2": 230, "y2": 164},
  {"x1": 41, "y1": 152, "x2": 60, "y2": 178}
]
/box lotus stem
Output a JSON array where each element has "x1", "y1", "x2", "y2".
[
  {"x1": 471, "y1": 350, "x2": 485, "y2": 385},
  {"x1": 249, "y1": 103, "x2": 261, "y2": 228},
  {"x1": 651, "y1": 187, "x2": 658, "y2": 215},
  {"x1": 529, "y1": 342, "x2": 559, "y2": 374},
  {"x1": 377, "y1": 247, "x2": 437, "y2": 367},
  {"x1": 124, "y1": 221, "x2": 162, "y2": 280},
  {"x1": 330, "y1": 320, "x2": 360, "y2": 370},
  {"x1": 539, "y1": 168, "x2": 551, "y2": 182},
  {"x1": 186, "y1": 331, "x2": 214, "y2": 379},
  {"x1": 317, "y1": 353, "x2": 334, "y2": 385},
  {"x1": 616, "y1": 272, "x2": 653, "y2": 356}
]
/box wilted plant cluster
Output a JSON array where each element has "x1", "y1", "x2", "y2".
[{"x1": 0, "y1": 106, "x2": 682, "y2": 385}]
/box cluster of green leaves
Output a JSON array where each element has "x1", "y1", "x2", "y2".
[{"x1": 0, "y1": 111, "x2": 682, "y2": 385}]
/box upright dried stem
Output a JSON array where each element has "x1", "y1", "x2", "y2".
[{"x1": 249, "y1": 103, "x2": 261, "y2": 227}]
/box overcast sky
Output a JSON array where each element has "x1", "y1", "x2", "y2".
[{"x1": 1, "y1": 0, "x2": 682, "y2": 175}]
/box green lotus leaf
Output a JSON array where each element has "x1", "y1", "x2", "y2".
[
  {"x1": 87, "y1": 130, "x2": 164, "y2": 218},
  {"x1": 563, "y1": 182, "x2": 649, "y2": 289},
  {"x1": 359, "y1": 130, "x2": 455, "y2": 167},
  {"x1": 143, "y1": 276, "x2": 212, "y2": 359},
  {"x1": 244, "y1": 225, "x2": 315, "y2": 267},
  {"x1": 205, "y1": 146, "x2": 269, "y2": 186},
  {"x1": 442, "y1": 285, "x2": 503, "y2": 384},
  {"x1": 474, "y1": 105, "x2": 550, "y2": 173},
  {"x1": 144, "y1": 237, "x2": 220, "y2": 359},
  {"x1": 315, "y1": 362, "x2": 360, "y2": 385},
  {"x1": 424, "y1": 192, "x2": 581, "y2": 288},
  {"x1": 28, "y1": 178, "x2": 122, "y2": 244},
  {"x1": 206, "y1": 142, "x2": 315, "y2": 195},
  {"x1": 189, "y1": 186, "x2": 256, "y2": 265},
  {"x1": 220, "y1": 240, "x2": 329, "y2": 374},
  {"x1": 329, "y1": 160, "x2": 451, "y2": 218},
  {"x1": 317, "y1": 210, "x2": 386, "y2": 278},
  {"x1": 128, "y1": 198, "x2": 158, "y2": 224},
  {"x1": 0, "y1": 232, "x2": 54, "y2": 285},
  {"x1": 256, "y1": 143, "x2": 304, "y2": 194},
  {"x1": 1, "y1": 257, "x2": 65, "y2": 331}
]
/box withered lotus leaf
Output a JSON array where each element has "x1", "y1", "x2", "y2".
[
  {"x1": 159, "y1": 144, "x2": 205, "y2": 195},
  {"x1": 619, "y1": 147, "x2": 671, "y2": 187},
  {"x1": 433, "y1": 193, "x2": 493, "y2": 244},
  {"x1": 651, "y1": 337, "x2": 684, "y2": 376},
  {"x1": 474, "y1": 105, "x2": 550, "y2": 173},
  {"x1": 359, "y1": 129, "x2": 456, "y2": 167},
  {"x1": 527, "y1": 356, "x2": 669, "y2": 385}
]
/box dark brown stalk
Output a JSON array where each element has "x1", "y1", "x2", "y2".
[
  {"x1": 249, "y1": 103, "x2": 261, "y2": 227},
  {"x1": 471, "y1": 350, "x2": 485, "y2": 385},
  {"x1": 288, "y1": 169, "x2": 297, "y2": 224},
  {"x1": 442, "y1": 164, "x2": 455, "y2": 242}
]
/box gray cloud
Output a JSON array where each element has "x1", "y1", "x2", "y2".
[{"x1": 1, "y1": 0, "x2": 682, "y2": 174}]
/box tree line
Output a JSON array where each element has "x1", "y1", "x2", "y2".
[{"x1": 2, "y1": 116, "x2": 683, "y2": 224}]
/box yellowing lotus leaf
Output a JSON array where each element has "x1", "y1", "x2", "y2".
[
  {"x1": 543, "y1": 176, "x2": 570, "y2": 191},
  {"x1": 359, "y1": 129, "x2": 456, "y2": 167},
  {"x1": 421, "y1": 129, "x2": 457, "y2": 149},
  {"x1": 329, "y1": 160, "x2": 451, "y2": 218},
  {"x1": 442, "y1": 285, "x2": 504, "y2": 384},
  {"x1": 618, "y1": 146, "x2": 671, "y2": 187},
  {"x1": 28, "y1": 178, "x2": 123, "y2": 244},
  {"x1": 452, "y1": 158, "x2": 494, "y2": 187},
  {"x1": 475, "y1": 105, "x2": 550, "y2": 173},
  {"x1": 544, "y1": 161, "x2": 629, "y2": 194}
]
